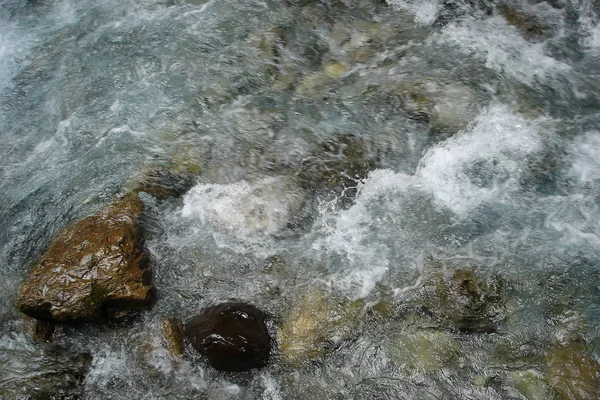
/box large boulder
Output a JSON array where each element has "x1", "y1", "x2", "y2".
[
  {"x1": 184, "y1": 302, "x2": 272, "y2": 372},
  {"x1": 16, "y1": 194, "x2": 154, "y2": 321}
]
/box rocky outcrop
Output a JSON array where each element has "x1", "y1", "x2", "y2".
[
  {"x1": 184, "y1": 302, "x2": 272, "y2": 372},
  {"x1": 16, "y1": 194, "x2": 154, "y2": 322}
]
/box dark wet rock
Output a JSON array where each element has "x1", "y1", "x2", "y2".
[
  {"x1": 23, "y1": 315, "x2": 56, "y2": 342},
  {"x1": 298, "y1": 134, "x2": 376, "y2": 192},
  {"x1": 0, "y1": 340, "x2": 91, "y2": 399},
  {"x1": 16, "y1": 194, "x2": 154, "y2": 321},
  {"x1": 546, "y1": 340, "x2": 600, "y2": 400},
  {"x1": 161, "y1": 316, "x2": 185, "y2": 359},
  {"x1": 419, "y1": 264, "x2": 506, "y2": 333},
  {"x1": 184, "y1": 302, "x2": 272, "y2": 372}
]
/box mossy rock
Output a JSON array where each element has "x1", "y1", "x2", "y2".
[
  {"x1": 545, "y1": 341, "x2": 600, "y2": 400},
  {"x1": 385, "y1": 329, "x2": 458, "y2": 373},
  {"x1": 298, "y1": 134, "x2": 376, "y2": 192},
  {"x1": 277, "y1": 286, "x2": 365, "y2": 365}
]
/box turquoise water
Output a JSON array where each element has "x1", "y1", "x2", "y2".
[{"x1": 1, "y1": 0, "x2": 599, "y2": 398}]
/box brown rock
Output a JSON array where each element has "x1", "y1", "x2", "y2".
[
  {"x1": 184, "y1": 302, "x2": 272, "y2": 372},
  {"x1": 161, "y1": 316, "x2": 185, "y2": 359},
  {"x1": 16, "y1": 194, "x2": 154, "y2": 321}
]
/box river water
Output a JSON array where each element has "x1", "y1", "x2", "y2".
[{"x1": 0, "y1": 0, "x2": 599, "y2": 398}]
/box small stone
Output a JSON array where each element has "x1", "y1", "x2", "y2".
[
  {"x1": 184, "y1": 302, "x2": 272, "y2": 372},
  {"x1": 161, "y1": 317, "x2": 185, "y2": 359}
]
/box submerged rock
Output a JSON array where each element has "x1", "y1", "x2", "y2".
[
  {"x1": 545, "y1": 340, "x2": 600, "y2": 400},
  {"x1": 184, "y1": 302, "x2": 272, "y2": 372},
  {"x1": 16, "y1": 194, "x2": 154, "y2": 321},
  {"x1": 0, "y1": 339, "x2": 92, "y2": 399},
  {"x1": 419, "y1": 265, "x2": 506, "y2": 333},
  {"x1": 385, "y1": 329, "x2": 458, "y2": 373},
  {"x1": 387, "y1": 80, "x2": 475, "y2": 138},
  {"x1": 298, "y1": 134, "x2": 376, "y2": 192},
  {"x1": 499, "y1": 4, "x2": 552, "y2": 42},
  {"x1": 126, "y1": 163, "x2": 198, "y2": 200},
  {"x1": 181, "y1": 175, "x2": 308, "y2": 235},
  {"x1": 509, "y1": 370, "x2": 558, "y2": 400},
  {"x1": 277, "y1": 287, "x2": 364, "y2": 365}
]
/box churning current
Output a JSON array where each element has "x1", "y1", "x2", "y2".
[{"x1": 1, "y1": 0, "x2": 599, "y2": 398}]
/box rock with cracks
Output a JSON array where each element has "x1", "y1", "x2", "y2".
[{"x1": 16, "y1": 193, "x2": 154, "y2": 321}]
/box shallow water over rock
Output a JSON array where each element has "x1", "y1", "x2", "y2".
[{"x1": 1, "y1": 0, "x2": 599, "y2": 398}]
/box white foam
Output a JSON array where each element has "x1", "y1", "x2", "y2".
[
  {"x1": 386, "y1": 0, "x2": 441, "y2": 25},
  {"x1": 312, "y1": 170, "x2": 424, "y2": 297},
  {"x1": 434, "y1": 16, "x2": 571, "y2": 84},
  {"x1": 181, "y1": 176, "x2": 306, "y2": 236},
  {"x1": 568, "y1": 131, "x2": 600, "y2": 185},
  {"x1": 418, "y1": 103, "x2": 545, "y2": 215}
]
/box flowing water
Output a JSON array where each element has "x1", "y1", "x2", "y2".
[{"x1": 1, "y1": 0, "x2": 599, "y2": 398}]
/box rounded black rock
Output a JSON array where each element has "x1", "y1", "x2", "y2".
[{"x1": 184, "y1": 302, "x2": 272, "y2": 372}]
